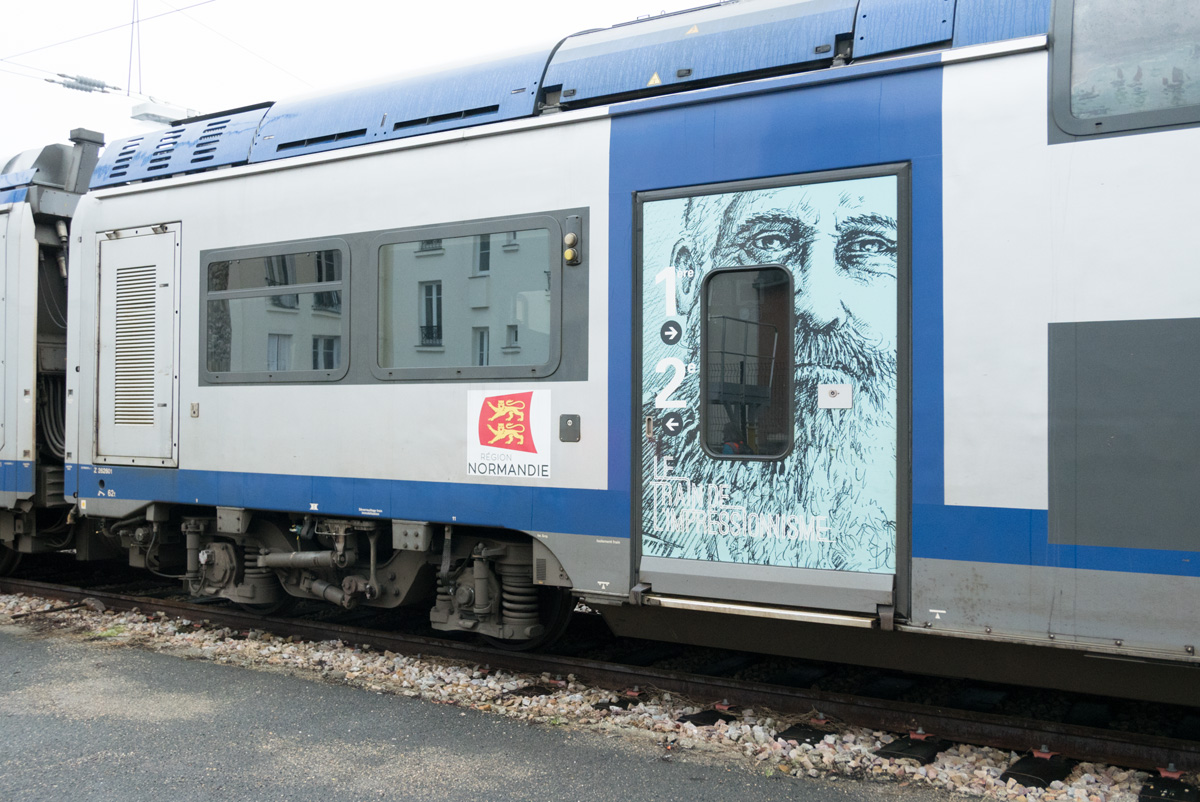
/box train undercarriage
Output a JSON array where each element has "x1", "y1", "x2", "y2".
[{"x1": 0, "y1": 509, "x2": 574, "y2": 649}]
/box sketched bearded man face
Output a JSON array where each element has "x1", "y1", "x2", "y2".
[
  {"x1": 707, "y1": 184, "x2": 899, "y2": 411},
  {"x1": 658, "y1": 178, "x2": 899, "y2": 571}
]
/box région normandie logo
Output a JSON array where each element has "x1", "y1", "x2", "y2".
[{"x1": 477, "y1": 392, "x2": 537, "y2": 454}]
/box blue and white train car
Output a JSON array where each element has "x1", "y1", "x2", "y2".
[
  {"x1": 0, "y1": 131, "x2": 103, "y2": 572},
  {"x1": 10, "y1": 0, "x2": 1200, "y2": 690}
]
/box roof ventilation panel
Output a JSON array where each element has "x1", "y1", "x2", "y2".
[
  {"x1": 541, "y1": 0, "x2": 859, "y2": 108},
  {"x1": 90, "y1": 105, "x2": 270, "y2": 189},
  {"x1": 247, "y1": 48, "x2": 550, "y2": 163},
  {"x1": 852, "y1": 0, "x2": 957, "y2": 59}
]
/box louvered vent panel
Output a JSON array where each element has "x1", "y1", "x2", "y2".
[
  {"x1": 147, "y1": 128, "x2": 184, "y2": 172},
  {"x1": 191, "y1": 119, "x2": 230, "y2": 164},
  {"x1": 108, "y1": 136, "x2": 143, "y2": 180},
  {"x1": 92, "y1": 106, "x2": 267, "y2": 188},
  {"x1": 112, "y1": 265, "x2": 158, "y2": 426}
]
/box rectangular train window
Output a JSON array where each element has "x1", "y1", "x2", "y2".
[
  {"x1": 375, "y1": 216, "x2": 563, "y2": 380},
  {"x1": 203, "y1": 240, "x2": 349, "y2": 382},
  {"x1": 1052, "y1": 0, "x2": 1200, "y2": 136},
  {"x1": 702, "y1": 267, "x2": 793, "y2": 458}
]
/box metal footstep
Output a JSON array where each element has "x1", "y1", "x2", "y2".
[
  {"x1": 677, "y1": 709, "x2": 740, "y2": 726},
  {"x1": 874, "y1": 730, "x2": 950, "y2": 764},
  {"x1": 1000, "y1": 752, "x2": 1077, "y2": 788},
  {"x1": 776, "y1": 723, "x2": 832, "y2": 745},
  {"x1": 1139, "y1": 777, "x2": 1200, "y2": 802}
]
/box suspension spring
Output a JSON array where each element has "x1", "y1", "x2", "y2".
[
  {"x1": 243, "y1": 545, "x2": 272, "y2": 580},
  {"x1": 436, "y1": 575, "x2": 454, "y2": 608},
  {"x1": 496, "y1": 563, "x2": 538, "y2": 625}
]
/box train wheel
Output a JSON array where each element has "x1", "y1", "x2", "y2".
[
  {"x1": 235, "y1": 528, "x2": 297, "y2": 615},
  {"x1": 482, "y1": 586, "x2": 575, "y2": 652},
  {"x1": 0, "y1": 543, "x2": 21, "y2": 576},
  {"x1": 235, "y1": 595, "x2": 297, "y2": 616},
  {"x1": 234, "y1": 576, "x2": 297, "y2": 616}
]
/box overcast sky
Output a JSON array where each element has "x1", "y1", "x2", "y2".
[{"x1": 1, "y1": 0, "x2": 702, "y2": 160}]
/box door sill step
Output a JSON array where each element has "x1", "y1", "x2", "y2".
[{"x1": 642, "y1": 594, "x2": 878, "y2": 628}]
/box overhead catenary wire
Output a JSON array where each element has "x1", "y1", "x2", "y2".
[
  {"x1": 3, "y1": 0, "x2": 311, "y2": 112},
  {"x1": 0, "y1": 61, "x2": 184, "y2": 106},
  {"x1": 0, "y1": 0, "x2": 216, "y2": 63},
  {"x1": 154, "y1": 0, "x2": 313, "y2": 88},
  {"x1": 128, "y1": 0, "x2": 144, "y2": 96}
]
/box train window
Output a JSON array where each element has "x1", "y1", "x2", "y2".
[
  {"x1": 1053, "y1": 0, "x2": 1200, "y2": 136},
  {"x1": 701, "y1": 267, "x2": 793, "y2": 459},
  {"x1": 202, "y1": 241, "x2": 349, "y2": 382},
  {"x1": 377, "y1": 222, "x2": 561, "y2": 379}
]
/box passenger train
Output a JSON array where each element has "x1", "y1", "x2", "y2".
[{"x1": 3, "y1": 0, "x2": 1199, "y2": 701}]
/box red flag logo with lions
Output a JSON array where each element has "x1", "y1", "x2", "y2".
[{"x1": 477, "y1": 392, "x2": 537, "y2": 454}]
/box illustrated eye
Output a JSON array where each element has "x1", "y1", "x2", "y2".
[
  {"x1": 728, "y1": 215, "x2": 808, "y2": 264},
  {"x1": 836, "y1": 226, "x2": 897, "y2": 283},
  {"x1": 752, "y1": 232, "x2": 791, "y2": 251},
  {"x1": 844, "y1": 235, "x2": 894, "y2": 256}
]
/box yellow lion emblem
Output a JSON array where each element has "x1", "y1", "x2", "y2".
[
  {"x1": 487, "y1": 399, "x2": 527, "y2": 422},
  {"x1": 487, "y1": 423, "x2": 526, "y2": 446}
]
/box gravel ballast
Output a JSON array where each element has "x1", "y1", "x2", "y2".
[{"x1": 1, "y1": 592, "x2": 1189, "y2": 801}]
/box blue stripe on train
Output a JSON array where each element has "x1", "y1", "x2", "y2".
[
  {"x1": 69, "y1": 464, "x2": 626, "y2": 538},
  {"x1": 913, "y1": 504, "x2": 1200, "y2": 577},
  {"x1": 0, "y1": 461, "x2": 35, "y2": 494}
]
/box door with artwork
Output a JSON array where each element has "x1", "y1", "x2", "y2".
[{"x1": 636, "y1": 167, "x2": 907, "y2": 614}]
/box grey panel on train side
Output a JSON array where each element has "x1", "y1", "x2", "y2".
[
  {"x1": 1048, "y1": 317, "x2": 1200, "y2": 552},
  {"x1": 912, "y1": 557, "x2": 1200, "y2": 654},
  {"x1": 531, "y1": 531, "x2": 630, "y2": 601}
]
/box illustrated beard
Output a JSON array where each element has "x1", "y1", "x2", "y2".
[{"x1": 644, "y1": 322, "x2": 897, "y2": 573}]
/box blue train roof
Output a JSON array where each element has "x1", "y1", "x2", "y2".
[
  {"x1": 543, "y1": 0, "x2": 859, "y2": 106},
  {"x1": 91, "y1": 106, "x2": 269, "y2": 189},
  {"x1": 3, "y1": 130, "x2": 104, "y2": 205},
  {"x1": 89, "y1": 0, "x2": 1050, "y2": 189},
  {"x1": 246, "y1": 50, "x2": 550, "y2": 164},
  {"x1": 0, "y1": 167, "x2": 37, "y2": 204}
]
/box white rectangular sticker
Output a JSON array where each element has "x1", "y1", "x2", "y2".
[
  {"x1": 467, "y1": 390, "x2": 552, "y2": 478},
  {"x1": 817, "y1": 383, "x2": 853, "y2": 409}
]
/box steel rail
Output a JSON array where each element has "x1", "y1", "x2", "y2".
[{"x1": 2, "y1": 576, "x2": 1197, "y2": 772}]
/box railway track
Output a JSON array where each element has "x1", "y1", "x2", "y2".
[{"x1": 3, "y1": 575, "x2": 1198, "y2": 777}]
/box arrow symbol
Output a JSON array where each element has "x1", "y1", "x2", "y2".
[
  {"x1": 660, "y1": 412, "x2": 684, "y2": 436},
  {"x1": 660, "y1": 321, "x2": 681, "y2": 345}
]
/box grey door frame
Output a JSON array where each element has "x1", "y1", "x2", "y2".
[{"x1": 630, "y1": 164, "x2": 912, "y2": 617}]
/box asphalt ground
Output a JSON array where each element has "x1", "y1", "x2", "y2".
[{"x1": 0, "y1": 624, "x2": 954, "y2": 802}]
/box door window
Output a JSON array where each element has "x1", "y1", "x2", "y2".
[{"x1": 702, "y1": 268, "x2": 793, "y2": 458}]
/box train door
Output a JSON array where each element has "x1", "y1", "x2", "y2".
[
  {"x1": 95, "y1": 225, "x2": 180, "y2": 467},
  {"x1": 635, "y1": 168, "x2": 907, "y2": 616}
]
